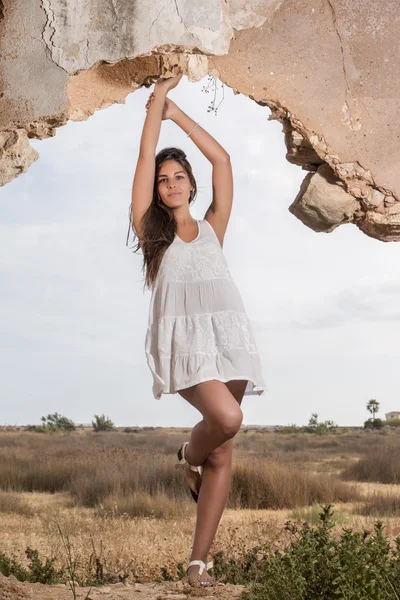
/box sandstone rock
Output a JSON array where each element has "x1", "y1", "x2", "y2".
[
  {"x1": 289, "y1": 163, "x2": 362, "y2": 232},
  {"x1": 0, "y1": 130, "x2": 39, "y2": 186},
  {"x1": 0, "y1": 0, "x2": 399, "y2": 240},
  {"x1": 357, "y1": 210, "x2": 400, "y2": 242}
]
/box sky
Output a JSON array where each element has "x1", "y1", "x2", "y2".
[{"x1": 1, "y1": 75, "x2": 399, "y2": 428}]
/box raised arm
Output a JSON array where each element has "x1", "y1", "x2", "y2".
[
  {"x1": 130, "y1": 72, "x2": 183, "y2": 240},
  {"x1": 171, "y1": 106, "x2": 233, "y2": 247},
  {"x1": 170, "y1": 108, "x2": 230, "y2": 164}
]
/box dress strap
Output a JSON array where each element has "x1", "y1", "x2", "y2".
[
  {"x1": 202, "y1": 218, "x2": 216, "y2": 235},
  {"x1": 202, "y1": 218, "x2": 222, "y2": 246}
]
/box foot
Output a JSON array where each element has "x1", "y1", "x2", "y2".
[
  {"x1": 184, "y1": 464, "x2": 202, "y2": 497},
  {"x1": 184, "y1": 442, "x2": 196, "y2": 466},
  {"x1": 176, "y1": 442, "x2": 203, "y2": 501},
  {"x1": 187, "y1": 563, "x2": 216, "y2": 587}
]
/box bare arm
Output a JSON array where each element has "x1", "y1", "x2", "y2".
[
  {"x1": 170, "y1": 108, "x2": 230, "y2": 164},
  {"x1": 130, "y1": 74, "x2": 183, "y2": 239},
  {"x1": 170, "y1": 106, "x2": 232, "y2": 246},
  {"x1": 138, "y1": 85, "x2": 167, "y2": 158},
  {"x1": 130, "y1": 89, "x2": 166, "y2": 237}
]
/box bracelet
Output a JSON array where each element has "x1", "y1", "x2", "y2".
[{"x1": 187, "y1": 122, "x2": 199, "y2": 138}]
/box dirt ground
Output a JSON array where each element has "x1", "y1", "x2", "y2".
[{"x1": 0, "y1": 573, "x2": 246, "y2": 600}]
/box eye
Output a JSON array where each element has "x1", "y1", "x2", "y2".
[{"x1": 159, "y1": 175, "x2": 185, "y2": 183}]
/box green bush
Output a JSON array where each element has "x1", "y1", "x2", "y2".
[
  {"x1": 276, "y1": 415, "x2": 337, "y2": 436},
  {"x1": 0, "y1": 551, "x2": 30, "y2": 581},
  {"x1": 364, "y1": 418, "x2": 384, "y2": 430},
  {"x1": 276, "y1": 424, "x2": 302, "y2": 434},
  {"x1": 208, "y1": 505, "x2": 400, "y2": 599},
  {"x1": 28, "y1": 412, "x2": 76, "y2": 433},
  {"x1": 303, "y1": 413, "x2": 337, "y2": 435},
  {"x1": 0, "y1": 547, "x2": 63, "y2": 584},
  {"x1": 92, "y1": 414, "x2": 115, "y2": 432}
]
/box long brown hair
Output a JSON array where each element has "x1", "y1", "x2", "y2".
[{"x1": 126, "y1": 147, "x2": 198, "y2": 291}]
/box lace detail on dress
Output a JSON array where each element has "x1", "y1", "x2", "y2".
[
  {"x1": 145, "y1": 218, "x2": 266, "y2": 399},
  {"x1": 158, "y1": 241, "x2": 233, "y2": 284},
  {"x1": 147, "y1": 310, "x2": 259, "y2": 358}
]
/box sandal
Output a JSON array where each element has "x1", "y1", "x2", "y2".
[
  {"x1": 175, "y1": 441, "x2": 203, "y2": 503},
  {"x1": 186, "y1": 559, "x2": 217, "y2": 587}
]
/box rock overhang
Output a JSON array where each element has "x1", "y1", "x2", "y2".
[{"x1": 0, "y1": 0, "x2": 399, "y2": 241}]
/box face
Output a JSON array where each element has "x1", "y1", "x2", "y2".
[{"x1": 157, "y1": 160, "x2": 193, "y2": 207}]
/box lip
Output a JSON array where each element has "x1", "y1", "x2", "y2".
[{"x1": 168, "y1": 192, "x2": 181, "y2": 196}]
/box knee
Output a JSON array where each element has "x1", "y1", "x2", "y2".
[{"x1": 216, "y1": 407, "x2": 243, "y2": 440}]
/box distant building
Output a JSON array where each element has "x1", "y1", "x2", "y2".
[{"x1": 385, "y1": 411, "x2": 400, "y2": 420}]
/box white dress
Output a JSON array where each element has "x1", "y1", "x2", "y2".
[{"x1": 145, "y1": 218, "x2": 267, "y2": 400}]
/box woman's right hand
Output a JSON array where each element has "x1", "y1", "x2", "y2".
[
  {"x1": 145, "y1": 95, "x2": 179, "y2": 120},
  {"x1": 154, "y1": 71, "x2": 183, "y2": 94}
]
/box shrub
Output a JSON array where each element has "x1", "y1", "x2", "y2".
[
  {"x1": 364, "y1": 418, "x2": 384, "y2": 430},
  {"x1": 0, "y1": 552, "x2": 30, "y2": 581},
  {"x1": 0, "y1": 547, "x2": 63, "y2": 584},
  {"x1": 303, "y1": 413, "x2": 337, "y2": 435},
  {"x1": 211, "y1": 505, "x2": 400, "y2": 599},
  {"x1": 276, "y1": 424, "x2": 302, "y2": 434},
  {"x1": 28, "y1": 412, "x2": 76, "y2": 433},
  {"x1": 92, "y1": 414, "x2": 115, "y2": 432}
]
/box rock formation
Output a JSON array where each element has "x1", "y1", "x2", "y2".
[{"x1": 1, "y1": 0, "x2": 399, "y2": 241}]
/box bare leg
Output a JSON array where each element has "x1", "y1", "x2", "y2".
[
  {"x1": 190, "y1": 437, "x2": 233, "y2": 560},
  {"x1": 180, "y1": 380, "x2": 244, "y2": 467},
  {"x1": 177, "y1": 379, "x2": 247, "y2": 585},
  {"x1": 184, "y1": 418, "x2": 230, "y2": 466}
]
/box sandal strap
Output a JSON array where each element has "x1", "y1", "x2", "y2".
[
  {"x1": 175, "y1": 442, "x2": 203, "y2": 475},
  {"x1": 187, "y1": 559, "x2": 213, "y2": 575},
  {"x1": 174, "y1": 462, "x2": 202, "y2": 474}
]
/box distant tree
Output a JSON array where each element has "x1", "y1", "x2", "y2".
[
  {"x1": 304, "y1": 413, "x2": 337, "y2": 435},
  {"x1": 92, "y1": 414, "x2": 115, "y2": 432},
  {"x1": 308, "y1": 413, "x2": 319, "y2": 429},
  {"x1": 40, "y1": 412, "x2": 75, "y2": 432},
  {"x1": 364, "y1": 418, "x2": 384, "y2": 430},
  {"x1": 366, "y1": 399, "x2": 380, "y2": 419}
]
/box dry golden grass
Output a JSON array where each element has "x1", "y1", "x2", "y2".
[
  {"x1": 0, "y1": 429, "x2": 399, "y2": 583},
  {"x1": 0, "y1": 430, "x2": 363, "y2": 513},
  {"x1": 0, "y1": 491, "x2": 35, "y2": 517},
  {"x1": 356, "y1": 491, "x2": 400, "y2": 517},
  {"x1": 341, "y1": 439, "x2": 400, "y2": 484},
  {"x1": 0, "y1": 492, "x2": 286, "y2": 581},
  {"x1": 1, "y1": 491, "x2": 400, "y2": 583}
]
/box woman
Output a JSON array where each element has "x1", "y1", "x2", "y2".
[{"x1": 126, "y1": 71, "x2": 266, "y2": 587}]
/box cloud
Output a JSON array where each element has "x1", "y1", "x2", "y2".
[{"x1": 291, "y1": 283, "x2": 400, "y2": 329}]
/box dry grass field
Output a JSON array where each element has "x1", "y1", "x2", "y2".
[{"x1": 0, "y1": 427, "x2": 399, "y2": 584}]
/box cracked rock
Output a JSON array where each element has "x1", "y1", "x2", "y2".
[
  {"x1": 0, "y1": 0, "x2": 399, "y2": 241},
  {"x1": 0, "y1": 130, "x2": 39, "y2": 186},
  {"x1": 289, "y1": 163, "x2": 362, "y2": 233}
]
